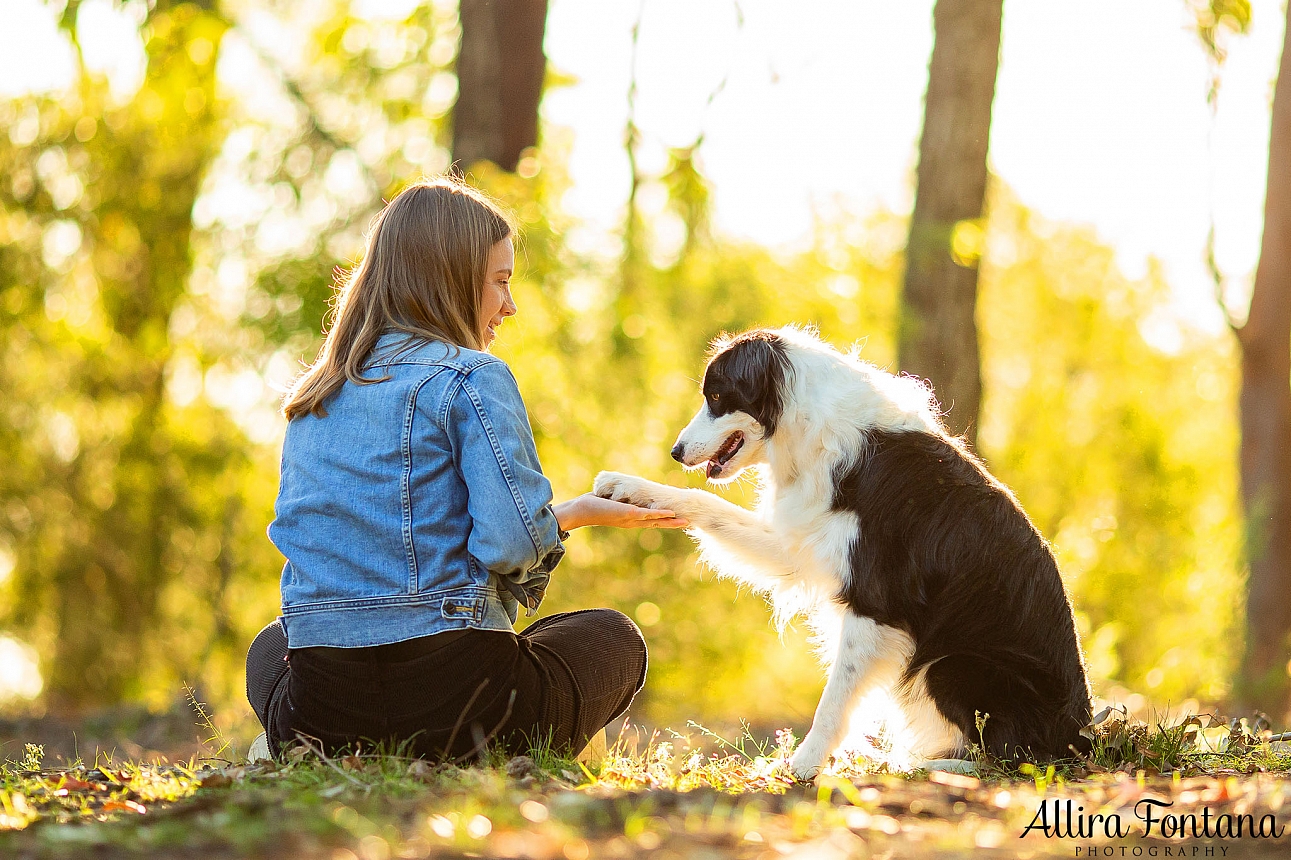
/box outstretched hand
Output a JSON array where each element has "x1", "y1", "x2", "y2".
[{"x1": 553, "y1": 493, "x2": 689, "y2": 532}]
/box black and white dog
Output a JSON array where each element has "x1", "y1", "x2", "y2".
[{"x1": 594, "y1": 326, "x2": 1091, "y2": 779}]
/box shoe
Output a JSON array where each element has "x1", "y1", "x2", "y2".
[{"x1": 247, "y1": 731, "x2": 272, "y2": 763}]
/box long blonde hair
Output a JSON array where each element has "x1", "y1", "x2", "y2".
[{"x1": 283, "y1": 177, "x2": 513, "y2": 420}]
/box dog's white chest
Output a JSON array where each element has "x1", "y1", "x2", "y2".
[{"x1": 772, "y1": 493, "x2": 860, "y2": 594}]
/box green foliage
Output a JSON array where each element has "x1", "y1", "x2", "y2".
[
  {"x1": 0, "y1": 0, "x2": 462, "y2": 711},
  {"x1": 17, "y1": 745, "x2": 44, "y2": 774},
  {"x1": 0, "y1": 0, "x2": 1251, "y2": 734},
  {"x1": 979, "y1": 190, "x2": 1243, "y2": 703},
  {"x1": 0, "y1": 3, "x2": 261, "y2": 709}
]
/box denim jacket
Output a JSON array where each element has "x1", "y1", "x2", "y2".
[{"x1": 270, "y1": 333, "x2": 565, "y2": 648}]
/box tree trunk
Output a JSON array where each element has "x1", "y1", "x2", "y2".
[
  {"x1": 898, "y1": 0, "x2": 1004, "y2": 447},
  {"x1": 452, "y1": 0, "x2": 549, "y2": 173},
  {"x1": 1237, "y1": 9, "x2": 1291, "y2": 718}
]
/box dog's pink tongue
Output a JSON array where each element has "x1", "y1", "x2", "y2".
[{"x1": 706, "y1": 460, "x2": 721, "y2": 479}]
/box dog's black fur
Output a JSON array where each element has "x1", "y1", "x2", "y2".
[
  {"x1": 701, "y1": 331, "x2": 793, "y2": 436},
  {"x1": 833, "y1": 428, "x2": 1091, "y2": 759}
]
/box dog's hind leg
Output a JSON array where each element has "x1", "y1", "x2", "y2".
[
  {"x1": 895, "y1": 668, "x2": 965, "y2": 765},
  {"x1": 789, "y1": 615, "x2": 911, "y2": 781}
]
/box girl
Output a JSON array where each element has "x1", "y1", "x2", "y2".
[{"x1": 245, "y1": 176, "x2": 685, "y2": 761}]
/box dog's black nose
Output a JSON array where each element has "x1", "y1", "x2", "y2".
[{"x1": 671, "y1": 442, "x2": 685, "y2": 462}]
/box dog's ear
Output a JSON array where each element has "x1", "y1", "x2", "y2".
[{"x1": 725, "y1": 332, "x2": 790, "y2": 436}]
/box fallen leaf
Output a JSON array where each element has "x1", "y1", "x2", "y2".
[
  {"x1": 198, "y1": 773, "x2": 231, "y2": 789},
  {"x1": 102, "y1": 800, "x2": 146, "y2": 815},
  {"x1": 929, "y1": 771, "x2": 980, "y2": 790}
]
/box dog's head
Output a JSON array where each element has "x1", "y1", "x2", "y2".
[{"x1": 671, "y1": 329, "x2": 791, "y2": 482}]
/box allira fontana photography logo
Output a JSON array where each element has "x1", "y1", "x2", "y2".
[{"x1": 1021, "y1": 797, "x2": 1285, "y2": 846}]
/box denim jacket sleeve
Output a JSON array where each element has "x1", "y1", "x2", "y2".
[{"x1": 441, "y1": 359, "x2": 564, "y2": 619}]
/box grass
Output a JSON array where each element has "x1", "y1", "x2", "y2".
[{"x1": 2, "y1": 710, "x2": 1291, "y2": 858}]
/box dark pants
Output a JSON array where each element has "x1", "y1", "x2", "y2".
[{"x1": 245, "y1": 609, "x2": 647, "y2": 760}]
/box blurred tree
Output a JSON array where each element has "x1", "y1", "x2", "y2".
[
  {"x1": 1231, "y1": 3, "x2": 1291, "y2": 716},
  {"x1": 1185, "y1": 0, "x2": 1289, "y2": 716},
  {"x1": 0, "y1": 0, "x2": 236, "y2": 708},
  {"x1": 0, "y1": 0, "x2": 1256, "y2": 734},
  {"x1": 0, "y1": 0, "x2": 461, "y2": 712},
  {"x1": 452, "y1": 0, "x2": 548, "y2": 172},
  {"x1": 898, "y1": 0, "x2": 1003, "y2": 447}
]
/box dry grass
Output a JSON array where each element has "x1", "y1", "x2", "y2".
[{"x1": 1, "y1": 711, "x2": 1290, "y2": 858}]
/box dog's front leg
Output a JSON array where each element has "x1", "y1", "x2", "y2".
[
  {"x1": 790, "y1": 614, "x2": 899, "y2": 781},
  {"x1": 593, "y1": 471, "x2": 796, "y2": 582}
]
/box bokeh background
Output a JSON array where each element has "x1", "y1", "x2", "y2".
[{"x1": 1, "y1": 0, "x2": 1288, "y2": 757}]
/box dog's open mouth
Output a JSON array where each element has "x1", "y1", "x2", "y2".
[{"x1": 707, "y1": 431, "x2": 745, "y2": 478}]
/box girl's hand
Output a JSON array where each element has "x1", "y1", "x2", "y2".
[{"x1": 553, "y1": 493, "x2": 689, "y2": 531}]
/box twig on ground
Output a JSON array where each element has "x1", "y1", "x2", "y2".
[
  {"x1": 451, "y1": 690, "x2": 517, "y2": 765},
  {"x1": 290, "y1": 734, "x2": 367, "y2": 790},
  {"x1": 442, "y1": 679, "x2": 491, "y2": 762}
]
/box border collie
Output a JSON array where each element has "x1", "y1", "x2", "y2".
[{"x1": 594, "y1": 326, "x2": 1091, "y2": 779}]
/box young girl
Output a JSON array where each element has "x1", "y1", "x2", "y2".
[{"x1": 245, "y1": 177, "x2": 686, "y2": 761}]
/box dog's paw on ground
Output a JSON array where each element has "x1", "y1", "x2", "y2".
[
  {"x1": 789, "y1": 750, "x2": 826, "y2": 783},
  {"x1": 922, "y1": 758, "x2": 978, "y2": 776}
]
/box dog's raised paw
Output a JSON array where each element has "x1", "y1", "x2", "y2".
[{"x1": 592, "y1": 471, "x2": 656, "y2": 508}]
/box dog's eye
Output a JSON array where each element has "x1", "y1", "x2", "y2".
[{"x1": 708, "y1": 393, "x2": 720, "y2": 403}]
